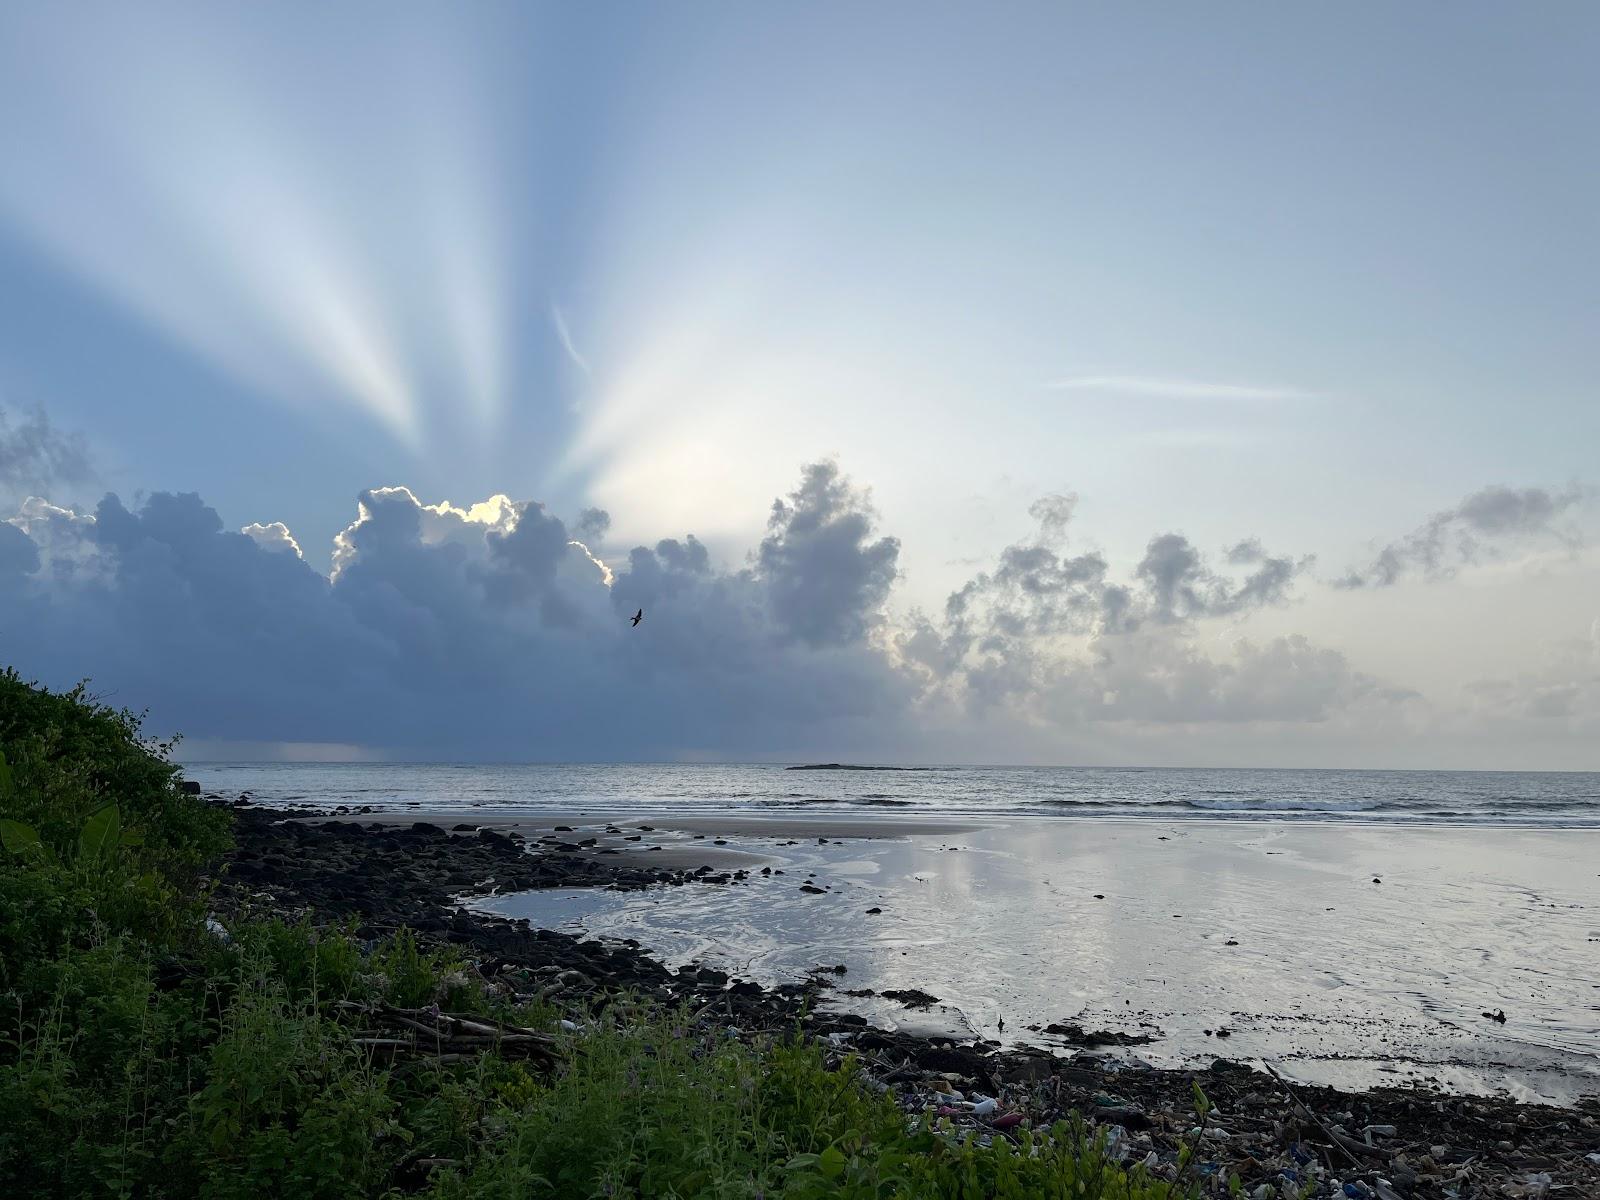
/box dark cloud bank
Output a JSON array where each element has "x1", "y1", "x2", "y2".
[{"x1": 0, "y1": 462, "x2": 1585, "y2": 760}]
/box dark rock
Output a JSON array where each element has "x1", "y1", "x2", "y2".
[
  {"x1": 881, "y1": 988, "x2": 939, "y2": 1010},
  {"x1": 1044, "y1": 1023, "x2": 1155, "y2": 1047},
  {"x1": 1094, "y1": 1105, "x2": 1151, "y2": 1130}
]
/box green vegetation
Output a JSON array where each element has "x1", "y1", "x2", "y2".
[{"x1": 0, "y1": 670, "x2": 1198, "y2": 1198}]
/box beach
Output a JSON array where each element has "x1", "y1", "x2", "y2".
[
  {"x1": 193, "y1": 759, "x2": 1600, "y2": 1108},
  {"x1": 209, "y1": 796, "x2": 1600, "y2": 1196},
  {"x1": 316, "y1": 808, "x2": 1600, "y2": 1107}
]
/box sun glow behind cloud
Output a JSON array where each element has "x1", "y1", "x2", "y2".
[{"x1": 0, "y1": 4, "x2": 517, "y2": 450}]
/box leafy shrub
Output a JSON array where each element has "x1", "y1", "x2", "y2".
[
  {"x1": 181, "y1": 964, "x2": 403, "y2": 1199},
  {"x1": 0, "y1": 668, "x2": 230, "y2": 885}
]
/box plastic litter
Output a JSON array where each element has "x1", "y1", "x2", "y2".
[
  {"x1": 967, "y1": 1096, "x2": 998, "y2": 1117},
  {"x1": 1101, "y1": 1125, "x2": 1127, "y2": 1161}
]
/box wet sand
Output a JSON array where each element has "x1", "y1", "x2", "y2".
[
  {"x1": 321, "y1": 809, "x2": 984, "y2": 869},
  {"x1": 456, "y1": 813, "x2": 1600, "y2": 1106}
]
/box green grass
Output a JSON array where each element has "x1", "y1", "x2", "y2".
[{"x1": 0, "y1": 671, "x2": 1203, "y2": 1198}]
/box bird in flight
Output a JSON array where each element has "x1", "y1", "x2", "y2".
[{"x1": 630, "y1": 608, "x2": 643, "y2": 627}]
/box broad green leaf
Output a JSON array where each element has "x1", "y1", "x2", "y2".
[
  {"x1": 79, "y1": 804, "x2": 121, "y2": 862},
  {"x1": 0, "y1": 818, "x2": 40, "y2": 855},
  {"x1": 818, "y1": 1146, "x2": 847, "y2": 1180},
  {"x1": 120, "y1": 828, "x2": 145, "y2": 848}
]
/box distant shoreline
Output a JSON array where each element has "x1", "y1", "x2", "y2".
[{"x1": 785, "y1": 762, "x2": 935, "y2": 771}]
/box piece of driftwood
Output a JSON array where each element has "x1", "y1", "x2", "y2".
[{"x1": 338, "y1": 1000, "x2": 562, "y2": 1071}]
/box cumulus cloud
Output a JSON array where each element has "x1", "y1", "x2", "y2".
[
  {"x1": 1136, "y1": 533, "x2": 1305, "y2": 623},
  {"x1": 241, "y1": 521, "x2": 303, "y2": 557},
  {"x1": 0, "y1": 463, "x2": 923, "y2": 758},
  {"x1": 924, "y1": 498, "x2": 1308, "y2": 681},
  {"x1": 0, "y1": 407, "x2": 91, "y2": 496},
  {"x1": 4, "y1": 460, "x2": 1524, "y2": 761},
  {"x1": 1337, "y1": 484, "x2": 1586, "y2": 587},
  {"x1": 756, "y1": 461, "x2": 900, "y2": 647}
]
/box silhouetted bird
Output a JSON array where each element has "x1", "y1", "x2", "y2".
[{"x1": 630, "y1": 608, "x2": 643, "y2": 627}]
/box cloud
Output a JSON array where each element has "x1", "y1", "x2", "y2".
[
  {"x1": 573, "y1": 507, "x2": 611, "y2": 543},
  {"x1": 0, "y1": 521, "x2": 40, "y2": 578},
  {"x1": 1337, "y1": 484, "x2": 1586, "y2": 587},
  {"x1": 550, "y1": 303, "x2": 591, "y2": 376},
  {"x1": 241, "y1": 521, "x2": 303, "y2": 557},
  {"x1": 1055, "y1": 632, "x2": 1404, "y2": 726},
  {"x1": 926, "y1": 499, "x2": 1307, "y2": 678},
  {"x1": 1049, "y1": 375, "x2": 1305, "y2": 403},
  {"x1": 16, "y1": 460, "x2": 1565, "y2": 763},
  {"x1": 756, "y1": 461, "x2": 900, "y2": 647},
  {"x1": 0, "y1": 463, "x2": 923, "y2": 758},
  {"x1": 1027, "y1": 493, "x2": 1077, "y2": 545},
  {"x1": 1136, "y1": 533, "x2": 1304, "y2": 623},
  {"x1": 0, "y1": 407, "x2": 91, "y2": 496},
  {"x1": 1455, "y1": 621, "x2": 1600, "y2": 732}
]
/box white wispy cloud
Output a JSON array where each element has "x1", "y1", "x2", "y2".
[
  {"x1": 1049, "y1": 375, "x2": 1306, "y2": 402},
  {"x1": 550, "y1": 302, "x2": 591, "y2": 376}
]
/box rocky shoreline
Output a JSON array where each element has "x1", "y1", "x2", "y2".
[{"x1": 215, "y1": 803, "x2": 1600, "y2": 1199}]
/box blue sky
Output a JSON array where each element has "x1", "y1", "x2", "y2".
[{"x1": 1, "y1": 3, "x2": 1597, "y2": 765}]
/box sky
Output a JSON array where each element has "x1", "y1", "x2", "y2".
[{"x1": 1, "y1": 2, "x2": 1597, "y2": 767}]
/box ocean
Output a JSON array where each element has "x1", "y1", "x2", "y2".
[{"x1": 181, "y1": 761, "x2": 1600, "y2": 827}]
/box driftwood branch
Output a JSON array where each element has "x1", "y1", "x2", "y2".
[{"x1": 339, "y1": 1000, "x2": 562, "y2": 1071}]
